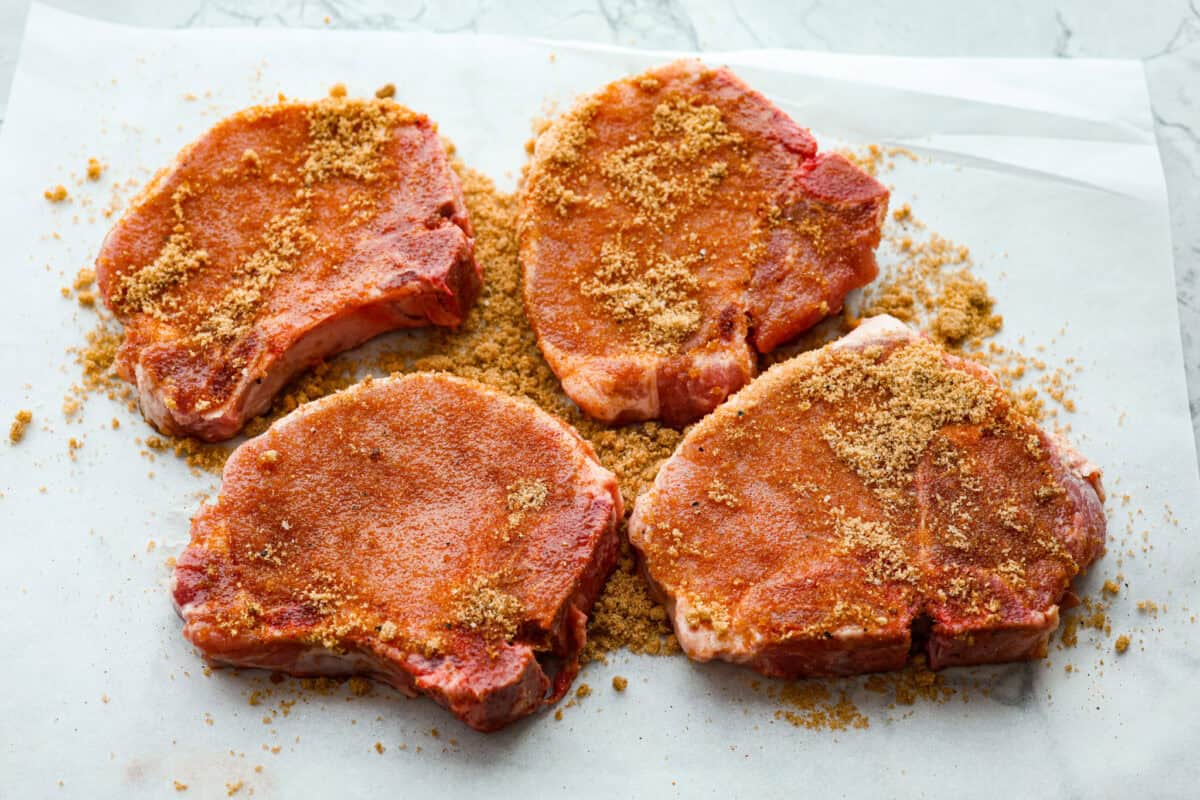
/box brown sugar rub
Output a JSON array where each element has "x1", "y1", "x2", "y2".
[
  {"x1": 172, "y1": 373, "x2": 621, "y2": 732},
  {"x1": 9, "y1": 410, "x2": 32, "y2": 443},
  {"x1": 520, "y1": 60, "x2": 888, "y2": 426},
  {"x1": 629, "y1": 315, "x2": 1106, "y2": 678},
  {"x1": 95, "y1": 95, "x2": 479, "y2": 441}
]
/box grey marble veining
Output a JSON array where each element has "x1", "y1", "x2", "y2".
[{"x1": 0, "y1": 0, "x2": 1196, "y2": 460}]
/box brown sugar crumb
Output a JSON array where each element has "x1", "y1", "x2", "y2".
[
  {"x1": 574, "y1": 421, "x2": 680, "y2": 508},
  {"x1": 72, "y1": 322, "x2": 125, "y2": 398},
  {"x1": 583, "y1": 553, "x2": 679, "y2": 661},
  {"x1": 113, "y1": 228, "x2": 210, "y2": 319},
  {"x1": 705, "y1": 478, "x2": 739, "y2": 508},
  {"x1": 858, "y1": 226, "x2": 976, "y2": 336},
  {"x1": 44, "y1": 185, "x2": 69, "y2": 202},
  {"x1": 764, "y1": 680, "x2": 869, "y2": 731},
  {"x1": 257, "y1": 449, "x2": 280, "y2": 466},
  {"x1": 1137, "y1": 599, "x2": 1160, "y2": 616},
  {"x1": 611, "y1": 675, "x2": 628, "y2": 692},
  {"x1": 87, "y1": 158, "x2": 105, "y2": 181},
  {"x1": 9, "y1": 409, "x2": 32, "y2": 443},
  {"x1": 808, "y1": 339, "x2": 994, "y2": 493},
  {"x1": 173, "y1": 781, "x2": 188, "y2": 791},
  {"x1": 840, "y1": 143, "x2": 917, "y2": 177},
  {"x1": 575, "y1": 683, "x2": 592, "y2": 699},
  {"x1": 862, "y1": 656, "x2": 953, "y2": 706},
  {"x1": 374, "y1": 741, "x2": 385, "y2": 754},
  {"x1": 507, "y1": 477, "x2": 548, "y2": 513},
  {"x1": 930, "y1": 271, "x2": 1001, "y2": 348},
  {"x1": 192, "y1": 206, "x2": 312, "y2": 345},
  {"x1": 375, "y1": 83, "x2": 396, "y2": 99},
  {"x1": 73, "y1": 268, "x2": 96, "y2": 291},
  {"x1": 535, "y1": 97, "x2": 599, "y2": 171},
  {"x1": 1114, "y1": 635, "x2": 1130, "y2": 654},
  {"x1": 579, "y1": 234, "x2": 701, "y2": 353},
  {"x1": 225, "y1": 780, "x2": 243, "y2": 796},
  {"x1": 452, "y1": 576, "x2": 523, "y2": 642},
  {"x1": 145, "y1": 434, "x2": 230, "y2": 474},
  {"x1": 1102, "y1": 579, "x2": 1120, "y2": 596},
  {"x1": 832, "y1": 510, "x2": 918, "y2": 585},
  {"x1": 1063, "y1": 595, "x2": 1112, "y2": 640},
  {"x1": 302, "y1": 98, "x2": 408, "y2": 184},
  {"x1": 328, "y1": 82, "x2": 347, "y2": 98},
  {"x1": 1059, "y1": 614, "x2": 1080, "y2": 647},
  {"x1": 599, "y1": 97, "x2": 743, "y2": 226}
]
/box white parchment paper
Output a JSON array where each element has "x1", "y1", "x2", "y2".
[{"x1": 1, "y1": 5, "x2": 1197, "y2": 798}]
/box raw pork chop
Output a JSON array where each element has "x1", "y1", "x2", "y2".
[
  {"x1": 96, "y1": 97, "x2": 479, "y2": 441},
  {"x1": 172, "y1": 373, "x2": 621, "y2": 732},
  {"x1": 519, "y1": 60, "x2": 888, "y2": 426},
  {"x1": 629, "y1": 315, "x2": 1105, "y2": 677}
]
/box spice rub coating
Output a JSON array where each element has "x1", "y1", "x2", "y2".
[
  {"x1": 629, "y1": 315, "x2": 1105, "y2": 678},
  {"x1": 96, "y1": 97, "x2": 479, "y2": 442},
  {"x1": 172, "y1": 373, "x2": 621, "y2": 732},
  {"x1": 519, "y1": 60, "x2": 888, "y2": 426}
]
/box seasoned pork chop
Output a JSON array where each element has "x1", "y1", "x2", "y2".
[
  {"x1": 96, "y1": 97, "x2": 479, "y2": 441},
  {"x1": 172, "y1": 373, "x2": 621, "y2": 732},
  {"x1": 519, "y1": 60, "x2": 888, "y2": 426},
  {"x1": 629, "y1": 315, "x2": 1105, "y2": 677}
]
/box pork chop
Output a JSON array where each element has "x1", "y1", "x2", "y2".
[
  {"x1": 628, "y1": 315, "x2": 1105, "y2": 677},
  {"x1": 96, "y1": 97, "x2": 479, "y2": 442},
  {"x1": 519, "y1": 60, "x2": 888, "y2": 426},
  {"x1": 172, "y1": 373, "x2": 621, "y2": 731}
]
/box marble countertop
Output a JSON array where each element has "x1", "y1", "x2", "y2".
[{"x1": 1, "y1": 0, "x2": 1196, "y2": 456}]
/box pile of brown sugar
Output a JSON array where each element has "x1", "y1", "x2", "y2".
[
  {"x1": 765, "y1": 680, "x2": 869, "y2": 731},
  {"x1": 850, "y1": 198, "x2": 1078, "y2": 424},
  {"x1": 857, "y1": 204, "x2": 1000, "y2": 349}
]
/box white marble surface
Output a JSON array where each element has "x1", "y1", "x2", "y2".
[{"x1": 0, "y1": 0, "x2": 1196, "y2": 459}]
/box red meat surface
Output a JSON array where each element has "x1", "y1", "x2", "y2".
[
  {"x1": 173, "y1": 374, "x2": 621, "y2": 731},
  {"x1": 629, "y1": 315, "x2": 1106, "y2": 677},
  {"x1": 96, "y1": 98, "x2": 479, "y2": 441},
  {"x1": 520, "y1": 60, "x2": 888, "y2": 426}
]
